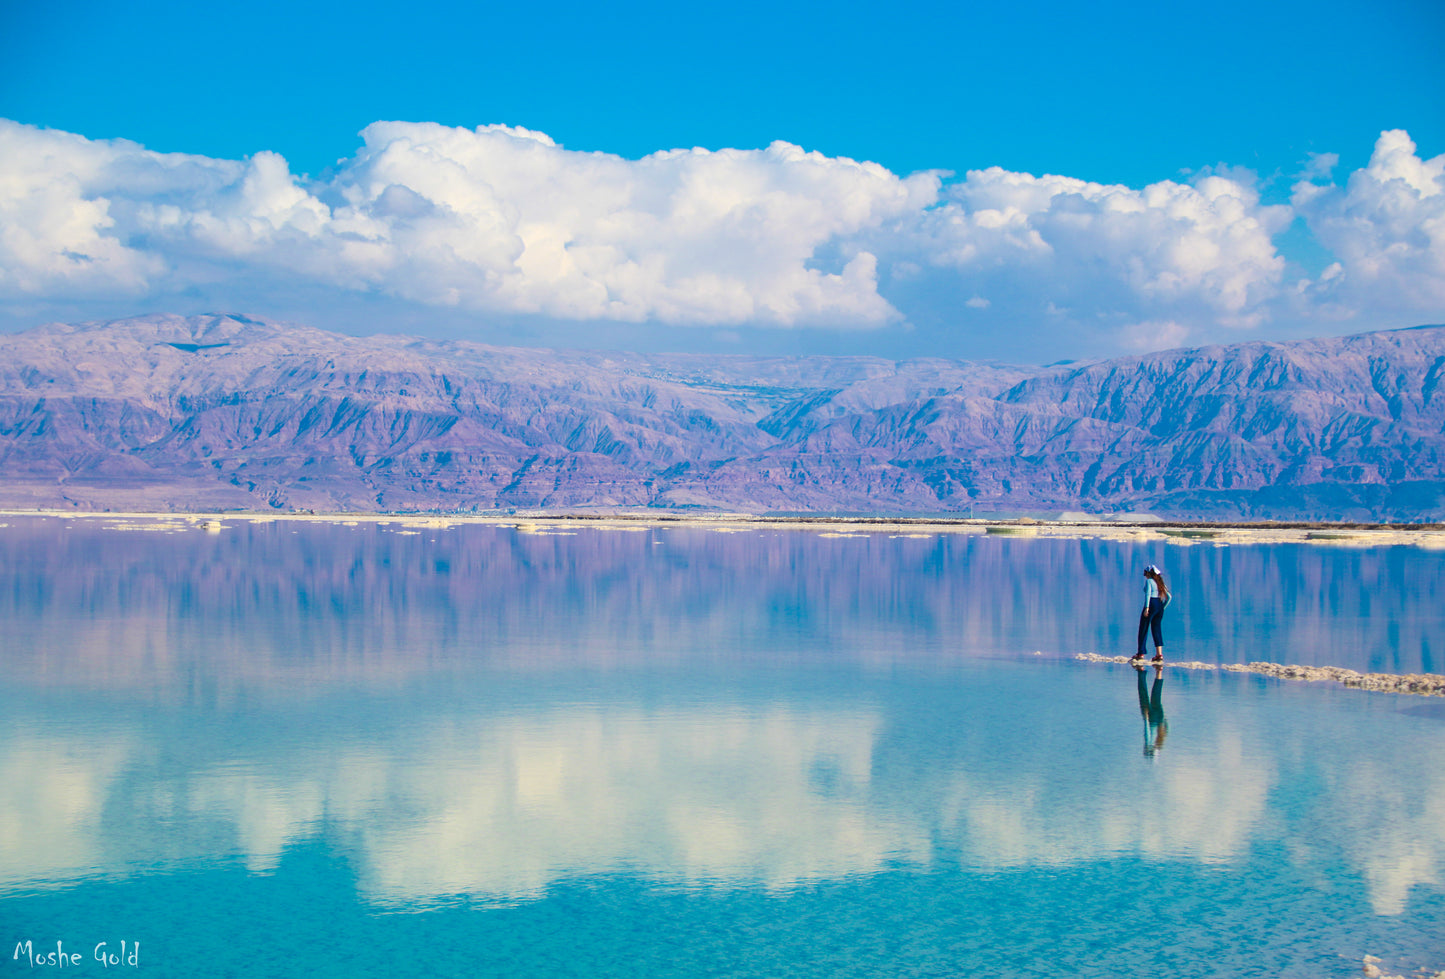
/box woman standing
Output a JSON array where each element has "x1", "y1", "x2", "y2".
[{"x1": 1132, "y1": 564, "x2": 1170, "y2": 663}]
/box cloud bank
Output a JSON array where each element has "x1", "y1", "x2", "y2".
[
  {"x1": 894, "y1": 165, "x2": 1294, "y2": 347},
  {"x1": 0, "y1": 120, "x2": 933, "y2": 329},
  {"x1": 1293, "y1": 129, "x2": 1445, "y2": 316},
  {"x1": 1, "y1": 119, "x2": 1441, "y2": 352}
]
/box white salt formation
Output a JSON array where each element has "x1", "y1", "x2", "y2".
[
  {"x1": 1361, "y1": 954, "x2": 1444, "y2": 978},
  {"x1": 1074, "y1": 653, "x2": 1445, "y2": 697}
]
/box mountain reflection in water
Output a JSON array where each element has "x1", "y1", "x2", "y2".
[{"x1": 2, "y1": 515, "x2": 1440, "y2": 692}]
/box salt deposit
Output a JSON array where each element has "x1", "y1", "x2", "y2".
[{"x1": 1074, "y1": 653, "x2": 1445, "y2": 697}]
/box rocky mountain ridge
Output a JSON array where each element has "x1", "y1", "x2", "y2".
[{"x1": 1, "y1": 313, "x2": 1442, "y2": 519}]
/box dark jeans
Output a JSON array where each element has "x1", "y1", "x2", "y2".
[
  {"x1": 1136, "y1": 666, "x2": 1167, "y2": 754},
  {"x1": 1138, "y1": 597, "x2": 1165, "y2": 655}
]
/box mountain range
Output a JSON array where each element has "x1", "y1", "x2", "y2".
[{"x1": 2, "y1": 313, "x2": 1442, "y2": 520}]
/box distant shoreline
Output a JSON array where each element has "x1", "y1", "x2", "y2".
[{"x1": 4, "y1": 508, "x2": 1444, "y2": 546}]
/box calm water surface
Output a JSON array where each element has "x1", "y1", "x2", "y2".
[{"x1": 1, "y1": 516, "x2": 1441, "y2": 977}]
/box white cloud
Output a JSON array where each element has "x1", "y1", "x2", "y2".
[
  {"x1": 2, "y1": 119, "x2": 1441, "y2": 350},
  {"x1": 0, "y1": 119, "x2": 937, "y2": 328},
  {"x1": 330, "y1": 122, "x2": 940, "y2": 325},
  {"x1": 1293, "y1": 129, "x2": 1445, "y2": 316},
  {"x1": 0, "y1": 125, "x2": 164, "y2": 296},
  {"x1": 1118, "y1": 318, "x2": 1192, "y2": 352},
  {"x1": 1300, "y1": 151, "x2": 1339, "y2": 181},
  {"x1": 895, "y1": 166, "x2": 1292, "y2": 333}
]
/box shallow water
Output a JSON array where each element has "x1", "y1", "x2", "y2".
[{"x1": 1, "y1": 517, "x2": 1441, "y2": 977}]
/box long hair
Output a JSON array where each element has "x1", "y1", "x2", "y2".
[{"x1": 1148, "y1": 568, "x2": 1170, "y2": 604}]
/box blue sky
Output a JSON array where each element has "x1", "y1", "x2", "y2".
[{"x1": 2, "y1": 0, "x2": 1442, "y2": 361}]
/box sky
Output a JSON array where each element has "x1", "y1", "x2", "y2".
[{"x1": 1, "y1": 0, "x2": 1442, "y2": 362}]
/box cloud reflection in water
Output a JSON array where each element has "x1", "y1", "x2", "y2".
[{"x1": 2, "y1": 692, "x2": 1440, "y2": 917}]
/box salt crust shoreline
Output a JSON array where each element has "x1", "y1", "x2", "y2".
[
  {"x1": 2, "y1": 508, "x2": 1445, "y2": 549},
  {"x1": 1074, "y1": 653, "x2": 1445, "y2": 697}
]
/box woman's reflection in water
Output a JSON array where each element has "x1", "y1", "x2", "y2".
[{"x1": 1135, "y1": 664, "x2": 1168, "y2": 757}]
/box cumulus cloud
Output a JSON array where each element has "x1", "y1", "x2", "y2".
[
  {"x1": 336, "y1": 121, "x2": 945, "y2": 325},
  {"x1": 0, "y1": 119, "x2": 936, "y2": 328},
  {"x1": 1293, "y1": 129, "x2": 1445, "y2": 315},
  {"x1": 883, "y1": 166, "x2": 1293, "y2": 348},
  {"x1": 1, "y1": 118, "x2": 1442, "y2": 349},
  {"x1": 0, "y1": 125, "x2": 164, "y2": 296}
]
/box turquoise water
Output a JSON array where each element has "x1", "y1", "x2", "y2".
[{"x1": 1, "y1": 517, "x2": 1441, "y2": 977}]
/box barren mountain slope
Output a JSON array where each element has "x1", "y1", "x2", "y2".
[{"x1": 1, "y1": 313, "x2": 1442, "y2": 519}]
